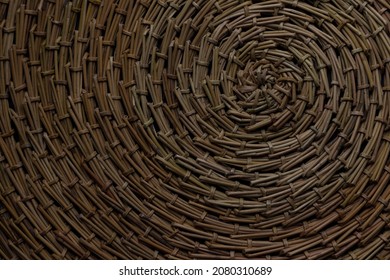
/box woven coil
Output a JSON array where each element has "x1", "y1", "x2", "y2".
[{"x1": 1, "y1": 0, "x2": 390, "y2": 260}]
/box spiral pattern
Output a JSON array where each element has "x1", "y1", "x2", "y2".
[{"x1": 1, "y1": 0, "x2": 390, "y2": 259}]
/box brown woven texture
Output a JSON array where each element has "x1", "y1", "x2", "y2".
[{"x1": 1, "y1": 0, "x2": 390, "y2": 260}]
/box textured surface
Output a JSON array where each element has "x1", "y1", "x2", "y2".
[{"x1": 1, "y1": 0, "x2": 390, "y2": 259}]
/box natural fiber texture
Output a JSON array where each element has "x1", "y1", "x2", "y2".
[{"x1": 1, "y1": 0, "x2": 390, "y2": 260}]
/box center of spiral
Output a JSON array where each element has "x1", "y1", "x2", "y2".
[{"x1": 227, "y1": 54, "x2": 299, "y2": 132}]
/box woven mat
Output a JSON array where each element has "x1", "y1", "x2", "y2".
[{"x1": 1, "y1": 0, "x2": 390, "y2": 260}]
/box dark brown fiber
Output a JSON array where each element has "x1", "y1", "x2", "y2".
[{"x1": 1, "y1": 0, "x2": 390, "y2": 259}]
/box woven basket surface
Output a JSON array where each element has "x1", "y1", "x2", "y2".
[{"x1": 1, "y1": 0, "x2": 390, "y2": 260}]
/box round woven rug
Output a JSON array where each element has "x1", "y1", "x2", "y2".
[{"x1": 1, "y1": 0, "x2": 390, "y2": 259}]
